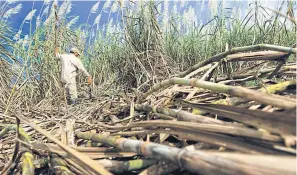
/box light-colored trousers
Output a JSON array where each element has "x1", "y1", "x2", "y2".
[{"x1": 64, "y1": 82, "x2": 77, "y2": 101}]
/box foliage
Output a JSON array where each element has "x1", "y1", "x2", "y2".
[{"x1": 0, "y1": 0, "x2": 296, "y2": 110}]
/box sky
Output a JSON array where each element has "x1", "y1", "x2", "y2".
[
  {"x1": 0, "y1": 0, "x2": 293, "y2": 37},
  {"x1": 2, "y1": 1, "x2": 99, "y2": 34}
]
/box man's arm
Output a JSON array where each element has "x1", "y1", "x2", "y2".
[
  {"x1": 74, "y1": 59, "x2": 92, "y2": 84},
  {"x1": 74, "y1": 58, "x2": 91, "y2": 77}
]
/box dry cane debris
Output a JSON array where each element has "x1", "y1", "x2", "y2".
[{"x1": 0, "y1": 44, "x2": 296, "y2": 175}]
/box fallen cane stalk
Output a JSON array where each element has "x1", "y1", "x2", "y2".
[
  {"x1": 192, "y1": 80, "x2": 296, "y2": 115},
  {"x1": 111, "y1": 128, "x2": 281, "y2": 154},
  {"x1": 21, "y1": 152, "x2": 34, "y2": 175},
  {"x1": 49, "y1": 154, "x2": 75, "y2": 175},
  {"x1": 178, "y1": 102, "x2": 296, "y2": 135},
  {"x1": 177, "y1": 44, "x2": 297, "y2": 77},
  {"x1": 141, "y1": 78, "x2": 296, "y2": 109},
  {"x1": 33, "y1": 157, "x2": 156, "y2": 174},
  {"x1": 13, "y1": 114, "x2": 113, "y2": 175},
  {"x1": 0, "y1": 124, "x2": 34, "y2": 175},
  {"x1": 139, "y1": 161, "x2": 178, "y2": 175},
  {"x1": 97, "y1": 159, "x2": 157, "y2": 173},
  {"x1": 113, "y1": 120, "x2": 282, "y2": 141},
  {"x1": 76, "y1": 132, "x2": 294, "y2": 175},
  {"x1": 134, "y1": 103, "x2": 227, "y2": 124}
]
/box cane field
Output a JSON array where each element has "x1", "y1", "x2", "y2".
[{"x1": 0, "y1": 0, "x2": 296, "y2": 174}]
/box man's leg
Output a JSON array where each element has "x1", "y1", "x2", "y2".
[
  {"x1": 64, "y1": 83, "x2": 71, "y2": 105},
  {"x1": 68, "y1": 82, "x2": 78, "y2": 105}
]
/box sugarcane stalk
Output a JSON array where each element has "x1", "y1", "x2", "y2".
[
  {"x1": 33, "y1": 157, "x2": 156, "y2": 174},
  {"x1": 200, "y1": 62, "x2": 219, "y2": 81},
  {"x1": 140, "y1": 144, "x2": 295, "y2": 175},
  {"x1": 268, "y1": 60, "x2": 286, "y2": 78},
  {"x1": 177, "y1": 44, "x2": 296, "y2": 77},
  {"x1": 135, "y1": 104, "x2": 226, "y2": 124},
  {"x1": 75, "y1": 132, "x2": 291, "y2": 175},
  {"x1": 139, "y1": 161, "x2": 178, "y2": 175},
  {"x1": 35, "y1": 156, "x2": 97, "y2": 175},
  {"x1": 0, "y1": 124, "x2": 34, "y2": 175},
  {"x1": 141, "y1": 78, "x2": 296, "y2": 109},
  {"x1": 226, "y1": 51, "x2": 287, "y2": 62},
  {"x1": 151, "y1": 113, "x2": 176, "y2": 120},
  {"x1": 181, "y1": 102, "x2": 295, "y2": 135},
  {"x1": 84, "y1": 141, "x2": 102, "y2": 147},
  {"x1": 185, "y1": 149, "x2": 295, "y2": 174},
  {"x1": 0, "y1": 126, "x2": 9, "y2": 139},
  {"x1": 31, "y1": 143, "x2": 137, "y2": 159},
  {"x1": 110, "y1": 128, "x2": 280, "y2": 154},
  {"x1": 0, "y1": 123, "x2": 20, "y2": 175},
  {"x1": 216, "y1": 67, "x2": 274, "y2": 82},
  {"x1": 13, "y1": 114, "x2": 113, "y2": 175},
  {"x1": 1, "y1": 142, "x2": 19, "y2": 174},
  {"x1": 140, "y1": 141, "x2": 227, "y2": 175},
  {"x1": 97, "y1": 159, "x2": 157, "y2": 173},
  {"x1": 187, "y1": 149, "x2": 295, "y2": 174},
  {"x1": 33, "y1": 158, "x2": 48, "y2": 168},
  {"x1": 139, "y1": 140, "x2": 242, "y2": 175},
  {"x1": 21, "y1": 152, "x2": 34, "y2": 175},
  {"x1": 0, "y1": 124, "x2": 30, "y2": 141},
  {"x1": 53, "y1": 4, "x2": 68, "y2": 114},
  {"x1": 49, "y1": 154, "x2": 75, "y2": 175},
  {"x1": 113, "y1": 120, "x2": 282, "y2": 141},
  {"x1": 218, "y1": 75, "x2": 256, "y2": 85},
  {"x1": 193, "y1": 80, "x2": 296, "y2": 115},
  {"x1": 259, "y1": 80, "x2": 296, "y2": 93}
]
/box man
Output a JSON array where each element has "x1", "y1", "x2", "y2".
[{"x1": 55, "y1": 47, "x2": 92, "y2": 105}]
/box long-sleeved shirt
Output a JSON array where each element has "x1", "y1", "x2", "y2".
[{"x1": 56, "y1": 53, "x2": 90, "y2": 83}]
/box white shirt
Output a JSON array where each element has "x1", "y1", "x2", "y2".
[{"x1": 56, "y1": 53, "x2": 90, "y2": 83}]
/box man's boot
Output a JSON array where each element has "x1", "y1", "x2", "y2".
[{"x1": 70, "y1": 99, "x2": 77, "y2": 105}]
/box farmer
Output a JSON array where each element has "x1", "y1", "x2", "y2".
[{"x1": 55, "y1": 47, "x2": 92, "y2": 105}]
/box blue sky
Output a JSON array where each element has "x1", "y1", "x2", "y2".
[
  {"x1": 0, "y1": 0, "x2": 292, "y2": 37},
  {"x1": 3, "y1": 1, "x2": 98, "y2": 34}
]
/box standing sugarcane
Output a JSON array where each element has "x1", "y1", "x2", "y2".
[
  {"x1": 53, "y1": 4, "x2": 92, "y2": 105},
  {"x1": 53, "y1": 4, "x2": 67, "y2": 111}
]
